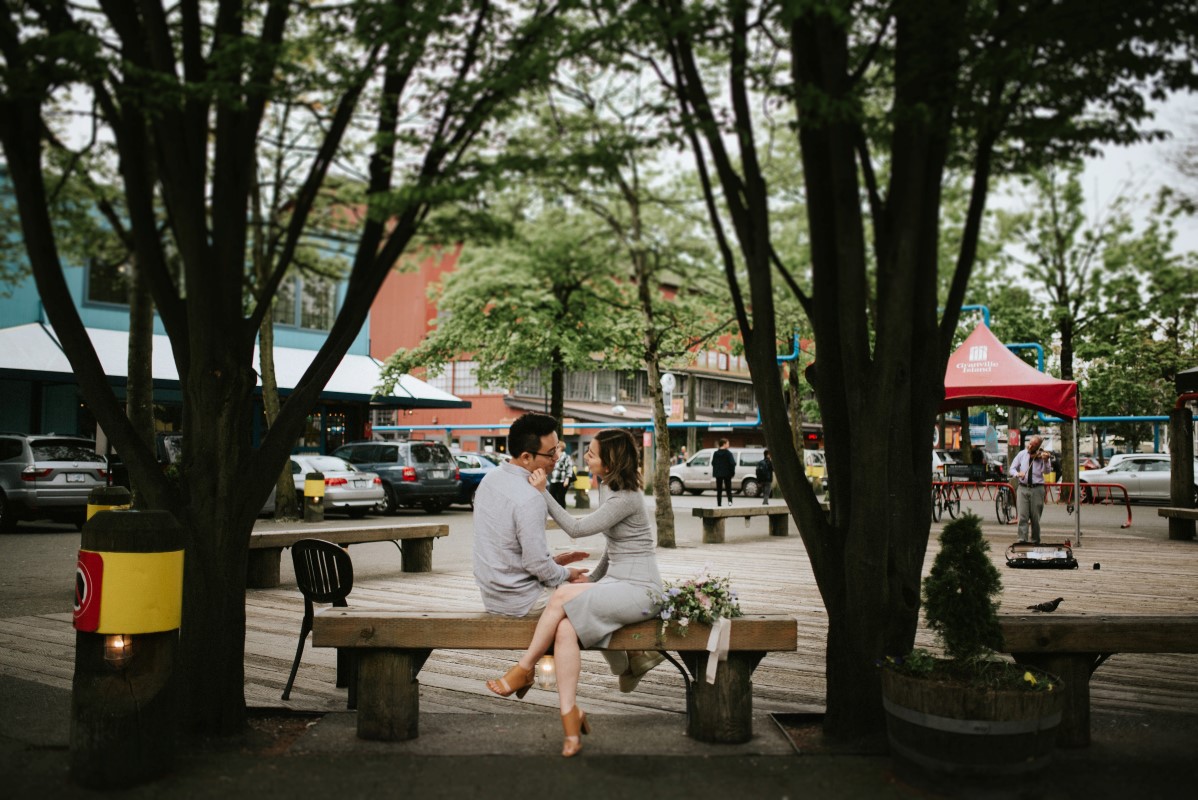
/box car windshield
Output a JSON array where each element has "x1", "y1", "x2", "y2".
[{"x1": 32, "y1": 441, "x2": 101, "y2": 462}]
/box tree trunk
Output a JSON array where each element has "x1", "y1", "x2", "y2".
[
  {"x1": 259, "y1": 314, "x2": 299, "y2": 520},
  {"x1": 960, "y1": 407, "x2": 973, "y2": 455},
  {"x1": 645, "y1": 359, "x2": 676, "y2": 547},
  {"x1": 126, "y1": 259, "x2": 155, "y2": 508},
  {"x1": 175, "y1": 358, "x2": 262, "y2": 735}
]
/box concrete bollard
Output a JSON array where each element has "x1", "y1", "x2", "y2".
[
  {"x1": 70, "y1": 509, "x2": 183, "y2": 789},
  {"x1": 304, "y1": 472, "x2": 325, "y2": 522}
]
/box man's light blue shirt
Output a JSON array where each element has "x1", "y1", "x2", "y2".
[{"x1": 473, "y1": 461, "x2": 570, "y2": 616}]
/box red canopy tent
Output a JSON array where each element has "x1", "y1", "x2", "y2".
[
  {"x1": 942, "y1": 323, "x2": 1082, "y2": 543},
  {"x1": 943, "y1": 324, "x2": 1077, "y2": 419}
]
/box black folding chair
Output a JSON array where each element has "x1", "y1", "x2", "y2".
[{"x1": 281, "y1": 539, "x2": 355, "y2": 707}]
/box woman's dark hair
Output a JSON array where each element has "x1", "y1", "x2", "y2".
[
  {"x1": 595, "y1": 429, "x2": 641, "y2": 492},
  {"x1": 508, "y1": 413, "x2": 558, "y2": 458}
]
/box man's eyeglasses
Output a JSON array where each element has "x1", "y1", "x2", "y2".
[{"x1": 531, "y1": 450, "x2": 559, "y2": 460}]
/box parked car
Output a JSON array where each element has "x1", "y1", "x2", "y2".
[
  {"x1": 0, "y1": 433, "x2": 108, "y2": 529},
  {"x1": 453, "y1": 452, "x2": 499, "y2": 507},
  {"x1": 946, "y1": 448, "x2": 1006, "y2": 480},
  {"x1": 289, "y1": 454, "x2": 384, "y2": 518},
  {"x1": 669, "y1": 447, "x2": 769, "y2": 497},
  {"x1": 332, "y1": 440, "x2": 460, "y2": 514},
  {"x1": 477, "y1": 451, "x2": 509, "y2": 467},
  {"x1": 1078, "y1": 454, "x2": 1198, "y2": 504},
  {"x1": 141, "y1": 431, "x2": 277, "y2": 516},
  {"x1": 804, "y1": 450, "x2": 828, "y2": 491}
]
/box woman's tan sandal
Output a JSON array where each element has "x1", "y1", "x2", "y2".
[
  {"x1": 560, "y1": 705, "x2": 591, "y2": 757},
  {"x1": 486, "y1": 664, "x2": 535, "y2": 699}
]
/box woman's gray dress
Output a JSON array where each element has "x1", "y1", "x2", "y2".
[{"x1": 545, "y1": 486, "x2": 663, "y2": 648}]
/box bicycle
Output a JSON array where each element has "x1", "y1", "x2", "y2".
[
  {"x1": 995, "y1": 483, "x2": 1015, "y2": 525},
  {"x1": 931, "y1": 482, "x2": 961, "y2": 523}
]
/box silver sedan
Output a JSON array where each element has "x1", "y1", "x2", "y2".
[
  {"x1": 291, "y1": 455, "x2": 385, "y2": 517},
  {"x1": 1078, "y1": 454, "x2": 1198, "y2": 504}
]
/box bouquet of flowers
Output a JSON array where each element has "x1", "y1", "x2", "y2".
[{"x1": 655, "y1": 569, "x2": 743, "y2": 634}]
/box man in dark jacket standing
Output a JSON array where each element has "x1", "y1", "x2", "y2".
[
  {"x1": 756, "y1": 449, "x2": 774, "y2": 505},
  {"x1": 712, "y1": 438, "x2": 736, "y2": 507}
]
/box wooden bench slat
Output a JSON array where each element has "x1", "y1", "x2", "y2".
[
  {"x1": 691, "y1": 506, "x2": 790, "y2": 519},
  {"x1": 999, "y1": 615, "x2": 1198, "y2": 653},
  {"x1": 312, "y1": 610, "x2": 796, "y2": 652},
  {"x1": 249, "y1": 524, "x2": 449, "y2": 549},
  {"x1": 1157, "y1": 507, "x2": 1198, "y2": 521}
]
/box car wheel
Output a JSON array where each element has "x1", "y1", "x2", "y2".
[
  {"x1": 383, "y1": 485, "x2": 400, "y2": 515},
  {"x1": 422, "y1": 500, "x2": 446, "y2": 514},
  {"x1": 1079, "y1": 485, "x2": 1092, "y2": 505},
  {"x1": 669, "y1": 478, "x2": 684, "y2": 496},
  {"x1": 742, "y1": 478, "x2": 760, "y2": 498}
]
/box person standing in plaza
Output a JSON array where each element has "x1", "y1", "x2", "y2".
[
  {"x1": 712, "y1": 438, "x2": 736, "y2": 506},
  {"x1": 548, "y1": 445, "x2": 576, "y2": 508},
  {"x1": 756, "y1": 449, "x2": 774, "y2": 505},
  {"x1": 1009, "y1": 434, "x2": 1051, "y2": 544}
]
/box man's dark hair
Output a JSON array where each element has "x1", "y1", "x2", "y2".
[{"x1": 508, "y1": 413, "x2": 558, "y2": 458}]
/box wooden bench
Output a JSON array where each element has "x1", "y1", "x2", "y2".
[
  {"x1": 246, "y1": 523, "x2": 449, "y2": 588},
  {"x1": 999, "y1": 614, "x2": 1198, "y2": 747},
  {"x1": 691, "y1": 506, "x2": 791, "y2": 542},
  {"x1": 311, "y1": 610, "x2": 796, "y2": 744},
  {"x1": 1157, "y1": 506, "x2": 1197, "y2": 540}
]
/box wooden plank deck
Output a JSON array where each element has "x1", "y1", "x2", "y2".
[{"x1": 1, "y1": 505, "x2": 1195, "y2": 720}]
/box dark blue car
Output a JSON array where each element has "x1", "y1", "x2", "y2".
[{"x1": 453, "y1": 453, "x2": 498, "y2": 508}]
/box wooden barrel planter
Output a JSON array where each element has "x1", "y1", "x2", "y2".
[{"x1": 881, "y1": 668, "x2": 1064, "y2": 786}]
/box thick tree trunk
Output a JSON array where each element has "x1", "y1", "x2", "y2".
[{"x1": 175, "y1": 356, "x2": 262, "y2": 735}]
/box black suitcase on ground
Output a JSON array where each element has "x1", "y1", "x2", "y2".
[{"x1": 1004, "y1": 541, "x2": 1079, "y2": 569}]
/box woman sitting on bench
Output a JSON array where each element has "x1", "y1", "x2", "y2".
[{"x1": 485, "y1": 428, "x2": 664, "y2": 757}]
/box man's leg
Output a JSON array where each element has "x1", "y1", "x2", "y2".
[
  {"x1": 1029, "y1": 485, "x2": 1045, "y2": 543},
  {"x1": 762, "y1": 479, "x2": 771, "y2": 504},
  {"x1": 1016, "y1": 484, "x2": 1031, "y2": 543}
]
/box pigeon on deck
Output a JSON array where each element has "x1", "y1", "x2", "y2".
[{"x1": 1027, "y1": 597, "x2": 1064, "y2": 613}]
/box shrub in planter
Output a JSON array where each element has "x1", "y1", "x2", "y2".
[{"x1": 881, "y1": 512, "x2": 1063, "y2": 785}]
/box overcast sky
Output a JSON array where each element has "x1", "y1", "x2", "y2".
[{"x1": 1079, "y1": 91, "x2": 1198, "y2": 254}]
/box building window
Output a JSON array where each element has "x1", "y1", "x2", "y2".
[
  {"x1": 595, "y1": 371, "x2": 616, "y2": 403},
  {"x1": 424, "y1": 368, "x2": 453, "y2": 394},
  {"x1": 515, "y1": 369, "x2": 545, "y2": 397},
  {"x1": 300, "y1": 275, "x2": 337, "y2": 330},
  {"x1": 274, "y1": 274, "x2": 338, "y2": 331},
  {"x1": 447, "y1": 361, "x2": 501, "y2": 395},
  {"x1": 619, "y1": 372, "x2": 642, "y2": 403},
  {"x1": 86, "y1": 261, "x2": 132, "y2": 305},
  {"x1": 273, "y1": 277, "x2": 297, "y2": 326},
  {"x1": 567, "y1": 372, "x2": 593, "y2": 401}
]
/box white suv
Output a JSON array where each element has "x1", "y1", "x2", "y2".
[
  {"x1": 0, "y1": 433, "x2": 108, "y2": 529},
  {"x1": 668, "y1": 447, "x2": 768, "y2": 497}
]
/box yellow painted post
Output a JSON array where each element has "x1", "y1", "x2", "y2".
[
  {"x1": 70, "y1": 509, "x2": 184, "y2": 789},
  {"x1": 86, "y1": 486, "x2": 132, "y2": 520},
  {"x1": 304, "y1": 472, "x2": 325, "y2": 523}
]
